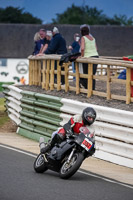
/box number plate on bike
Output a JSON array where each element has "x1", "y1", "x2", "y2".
[{"x1": 81, "y1": 138, "x2": 93, "y2": 151}]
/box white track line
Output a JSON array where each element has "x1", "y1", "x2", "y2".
[
  {"x1": 78, "y1": 170, "x2": 133, "y2": 189},
  {"x1": 0, "y1": 144, "x2": 133, "y2": 189},
  {"x1": 0, "y1": 144, "x2": 36, "y2": 158}
]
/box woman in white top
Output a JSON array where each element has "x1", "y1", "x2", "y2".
[{"x1": 80, "y1": 25, "x2": 99, "y2": 90}]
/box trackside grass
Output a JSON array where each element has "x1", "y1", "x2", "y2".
[{"x1": 0, "y1": 98, "x2": 9, "y2": 128}]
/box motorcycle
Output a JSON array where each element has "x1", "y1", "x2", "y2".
[{"x1": 33, "y1": 126, "x2": 95, "y2": 179}]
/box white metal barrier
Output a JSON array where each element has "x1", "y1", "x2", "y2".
[
  {"x1": 61, "y1": 98, "x2": 133, "y2": 127},
  {"x1": 61, "y1": 98, "x2": 133, "y2": 168}
]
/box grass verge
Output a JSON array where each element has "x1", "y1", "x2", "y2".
[{"x1": 0, "y1": 98, "x2": 10, "y2": 128}]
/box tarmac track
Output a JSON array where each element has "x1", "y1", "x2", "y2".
[{"x1": 0, "y1": 144, "x2": 133, "y2": 200}]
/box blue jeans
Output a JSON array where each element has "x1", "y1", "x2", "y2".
[{"x1": 72, "y1": 62, "x2": 76, "y2": 81}]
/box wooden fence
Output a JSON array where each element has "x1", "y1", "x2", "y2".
[{"x1": 28, "y1": 55, "x2": 133, "y2": 104}]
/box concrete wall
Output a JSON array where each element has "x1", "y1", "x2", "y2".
[{"x1": 0, "y1": 23, "x2": 133, "y2": 58}]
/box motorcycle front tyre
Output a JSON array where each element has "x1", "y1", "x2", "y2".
[
  {"x1": 34, "y1": 153, "x2": 48, "y2": 173},
  {"x1": 59, "y1": 152, "x2": 84, "y2": 179}
]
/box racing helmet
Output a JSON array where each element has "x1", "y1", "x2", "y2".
[{"x1": 82, "y1": 107, "x2": 96, "y2": 126}]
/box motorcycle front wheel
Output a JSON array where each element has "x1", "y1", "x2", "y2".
[
  {"x1": 34, "y1": 153, "x2": 48, "y2": 173},
  {"x1": 59, "y1": 152, "x2": 84, "y2": 179}
]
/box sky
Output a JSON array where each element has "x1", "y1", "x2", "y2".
[{"x1": 0, "y1": 0, "x2": 133, "y2": 24}]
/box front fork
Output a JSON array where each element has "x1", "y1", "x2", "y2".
[{"x1": 67, "y1": 146, "x2": 76, "y2": 163}]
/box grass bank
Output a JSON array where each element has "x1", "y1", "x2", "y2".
[{"x1": 0, "y1": 98, "x2": 10, "y2": 128}]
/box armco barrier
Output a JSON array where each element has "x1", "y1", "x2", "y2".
[
  {"x1": 2, "y1": 84, "x2": 133, "y2": 168},
  {"x1": 60, "y1": 98, "x2": 133, "y2": 128},
  {"x1": 3, "y1": 84, "x2": 63, "y2": 142}
]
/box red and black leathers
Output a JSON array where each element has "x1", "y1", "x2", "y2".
[
  {"x1": 58, "y1": 115, "x2": 85, "y2": 139},
  {"x1": 41, "y1": 114, "x2": 95, "y2": 154}
]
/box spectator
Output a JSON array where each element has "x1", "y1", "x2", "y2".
[
  {"x1": 118, "y1": 69, "x2": 126, "y2": 80},
  {"x1": 46, "y1": 30, "x2": 53, "y2": 41},
  {"x1": 68, "y1": 33, "x2": 80, "y2": 54},
  {"x1": 68, "y1": 33, "x2": 80, "y2": 80},
  {"x1": 32, "y1": 32, "x2": 41, "y2": 55},
  {"x1": 34, "y1": 32, "x2": 41, "y2": 42},
  {"x1": 45, "y1": 27, "x2": 67, "y2": 84},
  {"x1": 80, "y1": 24, "x2": 92, "y2": 37},
  {"x1": 39, "y1": 29, "x2": 46, "y2": 40},
  {"x1": 33, "y1": 29, "x2": 47, "y2": 55},
  {"x1": 80, "y1": 24, "x2": 99, "y2": 90},
  {"x1": 37, "y1": 30, "x2": 52, "y2": 55},
  {"x1": 45, "y1": 27, "x2": 67, "y2": 55},
  {"x1": 20, "y1": 76, "x2": 26, "y2": 85}
]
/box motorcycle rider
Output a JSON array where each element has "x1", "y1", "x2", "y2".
[{"x1": 40, "y1": 107, "x2": 96, "y2": 153}]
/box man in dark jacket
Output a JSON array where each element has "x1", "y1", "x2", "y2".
[
  {"x1": 45, "y1": 27, "x2": 67, "y2": 55},
  {"x1": 45, "y1": 27, "x2": 67, "y2": 84}
]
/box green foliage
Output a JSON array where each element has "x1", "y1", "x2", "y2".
[
  {"x1": 0, "y1": 98, "x2": 5, "y2": 111},
  {"x1": 52, "y1": 4, "x2": 133, "y2": 26},
  {"x1": 0, "y1": 6, "x2": 42, "y2": 24},
  {"x1": 0, "y1": 98, "x2": 9, "y2": 128},
  {"x1": 0, "y1": 114, "x2": 9, "y2": 127},
  {"x1": 52, "y1": 5, "x2": 84, "y2": 24},
  {"x1": 113, "y1": 15, "x2": 133, "y2": 25}
]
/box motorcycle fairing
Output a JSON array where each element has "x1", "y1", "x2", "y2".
[{"x1": 48, "y1": 140, "x2": 75, "y2": 161}]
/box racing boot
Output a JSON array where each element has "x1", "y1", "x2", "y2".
[
  {"x1": 40, "y1": 134, "x2": 63, "y2": 154},
  {"x1": 39, "y1": 137, "x2": 51, "y2": 154}
]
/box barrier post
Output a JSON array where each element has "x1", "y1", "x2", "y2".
[
  {"x1": 126, "y1": 68, "x2": 131, "y2": 104},
  {"x1": 42, "y1": 60, "x2": 46, "y2": 89},
  {"x1": 76, "y1": 62, "x2": 80, "y2": 94},
  {"x1": 57, "y1": 61, "x2": 61, "y2": 91},
  {"x1": 87, "y1": 63, "x2": 93, "y2": 98},
  {"x1": 107, "y1": 65, "x2": 111, "y2": 100},
  {"x1": 123, "y1": 55, "x2": 133, "y2": 98},
  {"x1": 38, "y1": 60, "x2": 42, "y2": 86},
  {"x1": 65, "y1": 63, "x2": 69, "y2": 92},
  {"x1": 46, "y1": 60, "x2": 50, "y2": 90},
  {"x1": 29, "y1": 60, "x2": 33, "y2": 85},
  {"x1": 50, "y1": 60, "x2": 54, "y2": 90},
  {"x1": 131, "y1": 69, "x2": 133, "y2": 97}
]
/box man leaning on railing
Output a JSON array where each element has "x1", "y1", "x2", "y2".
[{"x1": 44, "y1": 27, "x2": 67, "y2": 84}]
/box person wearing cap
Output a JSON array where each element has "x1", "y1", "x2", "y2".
[
  {"x1": 46, "y1": 30, "x2": 52, "y2": 40},
  {"x1": 80, "y1": 24, "x2": 99, "y2": 90},
  {"x1": 44, "y1": 27, "x2": 67, "y2": 84}
]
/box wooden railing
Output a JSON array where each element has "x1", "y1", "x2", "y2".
[{"x1": 28, "y1": 55, "x2": 133, "y2": 104}]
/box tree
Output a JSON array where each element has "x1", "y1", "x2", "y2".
[
  {"x1": 113, "y1": 15, "x2": 133, "y2": 26},
  {"x1": 0, "y1": 6, "x2": 42, "y2": 24},
  {"x1": 52, "y1": 4, "x2": 133, "y2": 26}
]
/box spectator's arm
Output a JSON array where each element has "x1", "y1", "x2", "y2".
[
  {"x1": 45, "y1": 38, "x2": 59, "y2": 54},
  {"x1": 39, "y1": 44, "x2": 44, "y2": 54},
  {"x1": 95, "y1": 41, "x2": 98, "y2": 51},
  {"x1": 80, "y1": 37, "x2": 85, "y2": 57},
  {"x1": 40, "y1": 44, "x2": 48, "y2": 53},
  {"x1": 63, "y1": 119, "x2": 72, "y2": 133}
]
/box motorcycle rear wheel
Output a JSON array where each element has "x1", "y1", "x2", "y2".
[
  {"x1": 59, "y1": 152, "x2": 84, "y2": 179},
  {"x1": 34, "y1": 153, "x2": 48, "y2": 173}
]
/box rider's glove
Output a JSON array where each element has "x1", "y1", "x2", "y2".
[{"x1": 66, "y1": 129, "x2": 73, "y2": 136}]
